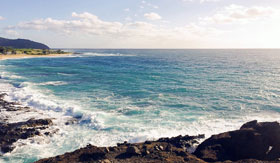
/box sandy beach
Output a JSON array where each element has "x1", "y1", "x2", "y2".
[{"x1": 0, "y1": 53, "x2": 72, "y2": 60}]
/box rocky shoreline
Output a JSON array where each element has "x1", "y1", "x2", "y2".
[
  {"x1": 0, "y1": 93, "x2": 55, "y2": 154},
  {"x1": 1, "y1": 92, "x2": 280, "y2": 162},
  {"x1": 35, "y1": 120, "x2": 280, "y2": 163}
]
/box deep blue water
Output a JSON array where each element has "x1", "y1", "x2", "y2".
[{"x1": 1, "y1": 49, "x2": 280, "y2": 162}]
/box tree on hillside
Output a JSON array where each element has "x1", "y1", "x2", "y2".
[{"x1": 0, "y1": 46, "x2": 7, "y2": 54}]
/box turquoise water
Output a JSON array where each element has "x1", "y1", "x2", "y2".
[{"x1": 1, "y1": 49, "x2": 280, "y2": 162}]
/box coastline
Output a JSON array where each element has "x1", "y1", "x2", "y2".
[
  {"x1": 0, "y1": 53, "x2": 72, "y2": 61},
  {"x1": 1, "y1": 91, "x2": 280, "y2": 162},
  {"x1": 1, "y1": 49, "x2": 280, "y2": 163},
  {"x1": 36, "y1": 120, "x2": 280, "y2": 163}
]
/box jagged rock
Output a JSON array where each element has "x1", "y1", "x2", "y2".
[
  {"x1": 65, "y1": 118, "x2": 78, "y2": 125},
  {"x1": 144, "y1": 140, "x2": 152, "y2": 144},
  {"x1": 0, "y1": 92, "x2": 56, "y2": 154},
  {"x1": 100, "y1": 159, "x2": 111, "y2": 163},
  {"x1": 126, "y1": 146, "x2": 141, "y2": 155},
  {"x1": 104, "y1": 147, "x2": 110, "y2": 153},
  {"x1": 143, "y1": 149, "x2": 150, "y2": 155},
  {"x1": 0, "y1": 118, "x2": 53, "y2": 153},
  {"x1": 158, "y1": 134, "x2": 205, "y2": 149},
  {"x1": 194, "y1": 120, "x2": 280, "y2": 162},
  {"x1": 166, "y1": 144, "x2": 172, "y2": 152},
  {"x1": 36, "y1": 135, "x2": 206, "y2": 163}
]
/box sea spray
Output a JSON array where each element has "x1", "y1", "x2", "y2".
[{"x1": 1, "y1": 49, "x2": 280, "y2": 162}]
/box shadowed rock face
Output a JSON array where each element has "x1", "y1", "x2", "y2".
[
  {"x1": 34, "y1": 124, "x2": 280, "y2": 163},
  {"x1": 2, "y1": 90, "x2": 280, "y2": 163},
  {"x1": 0, "y1": 119, "x2": 53, "y2": 153},
  {"x1": 0, "y1": 93, "x2": 54, "y2": 154},
  {"x1": 194, "y1": 120, "x2": 280, "y2": 162},
  {"x1": 35, "y1": 135, "x2": 206, "y2": 163}
]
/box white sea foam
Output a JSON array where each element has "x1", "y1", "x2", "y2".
[
  {"x1": 36, "y1": 81, "x2": 68, "y2": 86},
  {"x1": 1, "y1": 85, "x2": 280, "y2": 163},
  {"x1": 57, "y1": 72, "x2": 75, "y2": 76},
  {"x1": 1, "y1": 80, "x2": 280, "y2": 162},
  {"x1": 81, "y1": 52, "x2": 136, "y2": 57},
  {"x1": 0, "y1": 71, "x2": 24, "y2": 80},
  {"x1": 1, "y1": 58, "x2": 280, "y2": 163}
]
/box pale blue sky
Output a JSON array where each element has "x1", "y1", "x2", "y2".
[{"x1": 1, "y1": 0, "x2": 280, "y2": 48}]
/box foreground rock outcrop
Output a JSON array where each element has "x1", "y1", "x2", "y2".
[
  {"x1": 2, "y1": 91, "x2": 280, "y2": 163},
  {"x1": 0, "y1": 93, "x2": 54, "y2": 154},
  {"x1": 0, "y1": 118, "x2": 53, "y2": 153},
  {"x1": 194, "y1": 120, "x2": 280, "y2": 162},
  {"x1": 36, "y1": 135, "x2": 206, "y2": 163},
  {"x1": 36, "y1": 121, "x2": 280, "y2": 163}
]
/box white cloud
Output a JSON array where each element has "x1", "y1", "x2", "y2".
[
  {"x1": 0, "y1": 16, "x2": 5, "y2": 20},
  {"x1": 124, "y1": 8, "x2": 130, "y2": 12},
  {"x1": 4, "y1": 29, "x2": 19, "y2": 36},
  {"x1": 185, "y1": 23, "x2": 222, "y2": 36},
  {"x1": 200, "y1": 0, "x2": 220, "y2": 2},
  {"x1": 125, "y1": 16, "x2": 132, "y2": 21},
  {"x1": 8, "y1": 12, "x2": 222, "y2": 48},
  {"x1": 144, "y1": 12, "x2": 162, "y2": 20},
  {"x1": 183, "y1": 0, "x2": 220, "y2": 3},
  {"x1": 13, "y1": 12, "x2": 123, "y2": 35},
  {"x1": 8, "y1": 8, "x2": 279, "y2": 48},
  {"x1": 9, "y1": 12, "x2": 155, "y2": 36},
  {"x1": 200, "y1": 4, "x2": 278, "y2": 24},
  {"x1": 140, "y1": 1, "x2": 159, "y2": 9}
]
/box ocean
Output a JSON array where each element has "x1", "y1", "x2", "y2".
[{"x1": 1, "y1": 49, "x2": 280, "y2": 162}]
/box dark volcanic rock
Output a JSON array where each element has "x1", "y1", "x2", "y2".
[
  {"x1": 158, "y1": 134, "x2": 205, "y2": 149},
  {"x1": 194, "y1": 120, "x2": 280, "y2": 162},
  {"x1": 3, "y1": 89, "x2": 279, "y2": 163},
  {"x1": 0, "y1": 92, "x2": 54, "y2": 154},
  {"x1": 36, "y1": 135, "x2": 206, "y2": 163},
  {"x1": 0, "y1": 93, "x2": 30, "y2": 112},
  {"x1": 0, "y1": 118, "x2": 53, "y2": 153},
  {"x1": 126, "y1": 146, "x2": 141, "y2": 155}
]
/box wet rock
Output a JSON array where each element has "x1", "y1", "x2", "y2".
[
  {"x1": 158, "y1": 134, "x2": 205, "y2": 149},
  {"x1": 154, "y1": 145, "x2": 160, "y2": 151},
  {"x1": 144, "y1": 140, "x2": 152, "y2": 144},
  {"x1": 1, "y1": 145, "x2": 15, "y2": 153},
  {"x1": 104, "y1": 147, "x2": 110, "y2": 153},
  {"x1": 0, "y1": 94, "x2": 31, "y2": 112},
  {"x1": 100, "y1": 159, "x2": 111, "y2": 163},
  {"x1": 0, "y1": 118, "x2": 53, "y2": 153},
  {"x1": 126, "y1": 146, "x2": 141, "y2": 155},
  {"x1": 143, "y1": 149, "x2": 150, "y2": 155},
  {"x1": 166, "y1": 144, "x2": 172, "y2": 152},
  {"x1": 0, "y1": 93, "x2": 7, "y2": 100},
  {"x1": 194, "y1": 120, "x2": 280, "y2": 162},
  {"x1": 176, "y1": 150, "x2": 188, "y2": 157},
  {"x1": 36, "y1": 135, "x2": 207, "y2": 163},
  {"x1": 109, "y1": 147, "x2": 117, "y2": 152},
  {"x1": 79, "y1": 151, "x2": 106, "y2": 161},
  {"x1": 65, "y1": 118, "x2": 78, "y2": 125},
  {"x1": 44, "y1": 132, "x2": 50, "y2": 136}
]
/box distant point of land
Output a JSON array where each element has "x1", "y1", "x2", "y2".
[
  {"x1": 0, "y1": 37, "x2": 50, "y2": 49},
  {"x1": 0, "y1": 37, "x2": 70, "y2": 59}
]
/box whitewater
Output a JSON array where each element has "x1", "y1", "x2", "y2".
[{"x1": 1, "y1": 49, "x2": 280, "y2": 163}]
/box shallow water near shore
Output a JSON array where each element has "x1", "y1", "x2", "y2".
[{"x1": 1, "y1": 49, "x2": 280, "y2": 162}]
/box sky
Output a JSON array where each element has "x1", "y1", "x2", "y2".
[{"x1": 0, "y1": 0, "x2": 280, "y2": 48}]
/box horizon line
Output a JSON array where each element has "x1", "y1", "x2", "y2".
[{"x1": 52, "y1": 48, "x2": 280, "y2": 50}]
